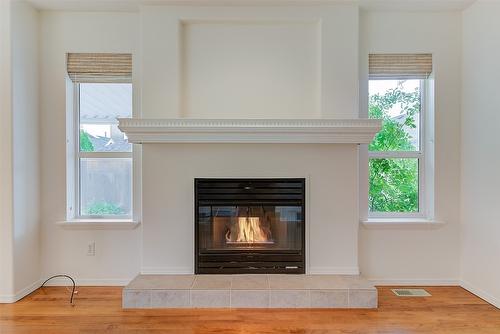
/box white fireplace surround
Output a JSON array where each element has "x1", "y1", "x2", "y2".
[{"x1": 118, "y1": 118, "x2": 382, "y2": 144}]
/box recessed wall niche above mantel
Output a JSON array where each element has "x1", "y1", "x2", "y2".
[{"x1": 141, "y1": 5, "x2": 360, "y2": 119}]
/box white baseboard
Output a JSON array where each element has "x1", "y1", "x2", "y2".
[
  {"x1": 308, "y1": 267, "x2": 360, "y2": 275},
  {"x1": 41, "y1": 277, "x2": 132, "y2": 286},
  {"x1": 0, "y1": 280, "x2": 41, "y2": 303},
  {"x1": 141, "y1": 267, "x2": 193, "y2": 275},
  {"x1": 460, "y1": 280, "x2": 500, "y2": 309},
  {"x1": 368, "y1": 278, "x2": 460, "y2": 286}
]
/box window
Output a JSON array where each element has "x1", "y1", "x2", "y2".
[
  {"x1": 77, "y1": 83, "x2": 132, "y2": 218},
  {"x1": 66, "y1": 53, "x2": 133, "y2": 220},
  {"x1": 367, "y1": 54, "x2": 432, "y2": 218}
]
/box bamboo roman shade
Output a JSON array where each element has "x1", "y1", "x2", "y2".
[
  {"x1": 66, "y1": 53, "x2": 132, "y2": 83},
  {"x1": 369, "y1": 53, "x2": 432, "y2": 80}
]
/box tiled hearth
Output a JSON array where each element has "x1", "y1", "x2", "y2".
[{"x1": 123, "y1": 275, "x2": 377, "y2": 309}]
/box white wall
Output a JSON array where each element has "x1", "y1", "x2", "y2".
[
  {"x1": 1, "y1": 1, "x2": 42, "y2": 303},
  {"x1": 142, "y1": 144, "x2": 359, "y2": 274},
  {"x1": 0, "y1": 0, "x2": 15, "y2": 302},
  {"x1": 39, "y1": 11, "x2": 141, "y2": 284},
  {"x1": 34, "y1": 5, "x2": 467, "y2": 285},
  {"x1": 11, "y1": 1, "x2": 41, "y2": 297},
  {"x1": 461, "y1": 0, "x2": 500, "y2": 308},
  {"x1": 358, "y1": 11, "x2": 462, "y2": 283},
  {"x1": 141, "y1": 5, "x2": 359, "y2": 119}
]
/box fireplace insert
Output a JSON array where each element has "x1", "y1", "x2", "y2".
[{"x1": 195, "y1": 178, "x2": 305, "y2": 274}]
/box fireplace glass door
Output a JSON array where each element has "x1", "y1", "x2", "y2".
[
  {"x1": 198, "y1": 205, "x2": 303, "y2": 251},
  {"x1": 195, "y1": 178, "x2": 305, "y2": 274}
]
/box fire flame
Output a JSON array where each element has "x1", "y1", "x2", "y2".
[{"x1": 226, "y1": 217, "x2": 271, "y2": 243}]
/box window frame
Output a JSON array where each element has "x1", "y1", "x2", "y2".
[
  {"x1": 367, "y1": 79, "x2": 427, "y2": 219},
  {"x1": 72, "y1": 82, "x2": 133, "y2": 220}
]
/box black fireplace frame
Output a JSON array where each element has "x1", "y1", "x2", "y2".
[{"x1": 194, "y1": 178, "x2": 306, "y2": 274}]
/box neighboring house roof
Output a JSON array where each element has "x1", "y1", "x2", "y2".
[
  {"x1": 89, "y1": 135, "x2": 131, "y2": 152},
  {"x1": 80, "y1": 83, "x2": 132, "y2": 124}
]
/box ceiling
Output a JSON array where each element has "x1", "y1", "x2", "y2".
[{"x1": 25, "y1": 0, "x2": 477, "y2": 12}]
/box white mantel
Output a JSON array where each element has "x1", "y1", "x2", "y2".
[{"x1": 118, "y1": 118, "x2": 382, "y2": 144}]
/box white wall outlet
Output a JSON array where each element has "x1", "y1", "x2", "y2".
[{"x1": 87, "y1": 241, "x2": 96, "y2": 256}]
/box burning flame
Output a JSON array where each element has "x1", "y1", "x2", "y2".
[{"x1": 226, "y1": 217, "x2": 271, "y2": 243}]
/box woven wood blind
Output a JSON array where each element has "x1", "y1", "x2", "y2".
[
  {"x1": 66, "y1": 53, "x2": 132, "y2": 83},
  {"x1": 369, "y1": 53, "x2": 432, "y2": 80}
]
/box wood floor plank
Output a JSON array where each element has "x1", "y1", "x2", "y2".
[{"x1": 0, "y1": 286, "x2": 499, "y2": 333}]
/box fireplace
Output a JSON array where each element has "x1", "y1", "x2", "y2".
[{"x1": 195, "y1": 178, "x2": 305, "y2": 274}]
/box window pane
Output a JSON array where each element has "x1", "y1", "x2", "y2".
[
  {"x1": 369, "y1": 158, "x2": 419, "y2": 213},
  {"x1": 80, "y1": 158, "x2": 132, "y2": 216},
  {"x1": 368, "y1": 80, "x2": 420, "y2": 151},
  {"x1": 79, "y1": 83, "x2": 132, "y2": 152}
]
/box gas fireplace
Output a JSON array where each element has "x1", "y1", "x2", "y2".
[{"x1": 195, "y1": 178, "x2": 305, "y2": 274}]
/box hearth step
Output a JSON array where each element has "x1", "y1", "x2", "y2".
[{"x1": 122, "y1": 274, "x2": 377, "y2": 309}]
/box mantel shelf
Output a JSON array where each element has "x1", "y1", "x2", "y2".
[{"x1": 117, "y1": 118, "x2": 382, "y2": 144}]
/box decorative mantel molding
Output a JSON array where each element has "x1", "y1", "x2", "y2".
[{"x1": 118, "y1": 118, "x2": 382, "y2": 144}]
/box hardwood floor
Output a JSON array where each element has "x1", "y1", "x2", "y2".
[{"x1": 0, "y1": 286, "x2": 499, "y2": 333}]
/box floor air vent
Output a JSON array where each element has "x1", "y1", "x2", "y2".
[{"x1": 392, "y1": 288, "x2": 431, "y2": 297}]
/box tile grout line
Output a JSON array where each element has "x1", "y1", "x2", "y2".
[
  {"x1": 190, "y1": 276, "x2": 196, "y2": 307},
  {"x1": 229, "y1": 276, "x2": 233, "y2": 309},
  {"x1": 267, "y1": 274, "x2": 271, "y2": 307}
]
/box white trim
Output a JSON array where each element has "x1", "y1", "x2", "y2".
[
  {"x1": 118, "y1": 118, "x2": 382, "y2": 144},
  {"x1": 79, "y1": 152, "x2": 132, "y2": 159},
  {"x1": 368, "y1": 211, "x2": 427, "y2": 219},
  {"x1": 57, "y1": 219, "x2": 140, "y2": 230},
  {"x1": 65, "y1": 77, "x2": 76, "y2": 220},
  {"x1": 141, "y1": 267, "x2": 194, "y2": 275},
  {"x1": 423, "y1": 77, "x2": 435, "y2": 219},
  {"x1": 368, "y1": 151, "x2": 422, "y2": 159},
  {"x1": 361, "y1": 218, "x2": 445, "y2": 229},
  {"x1": 73, "y1": 83, "x2": 81, "y2": 217},
  {"x1": 0, "y1": 0, "x2": 14, "y2": 304},
  {"x1": 0, "y1": 296, "x2": 14, "y2": 303},
  {"x1": 308, "y1": 267, "x2": 360, "y2": 275},
  {"x1": 461, "y1": 280, "x2": 500, "y2": 309},
  {"x1": 0, "y1": 280, "x2": 41, "y2": 304},
  {"x1": 305, "y1": 175, "x2": 311, "y2": 275},
  {"x1": 26, "y1": 1, "x2": 476, "y2": 12},
  {"x1": 41, "y1": 278, "x2": 132, "y2": 286},
  {"x1": 369, "y1": 278, "x2": 460, "y2": 286}
]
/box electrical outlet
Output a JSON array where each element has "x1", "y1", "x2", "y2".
[{"x1": 87, "y1": 241, "x2": 96, "y2": 256}]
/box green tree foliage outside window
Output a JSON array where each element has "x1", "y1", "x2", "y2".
[
  {"x1": 369, "y1": 81, "x2": 420, "y2": 213},
  {"x1": 80, "y1": 129, "x2": 94, "y2": 152},
  {"x1": 85, "y1": 201, "x2": 124, "y2": 215}
]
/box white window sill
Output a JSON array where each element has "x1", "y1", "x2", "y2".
[
  {"x1": 57, "y1": 219, "x2": 140, "y2": 230},
  {"x1": 360, "y1": 218, "x2": 445, "y2": 229}
]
